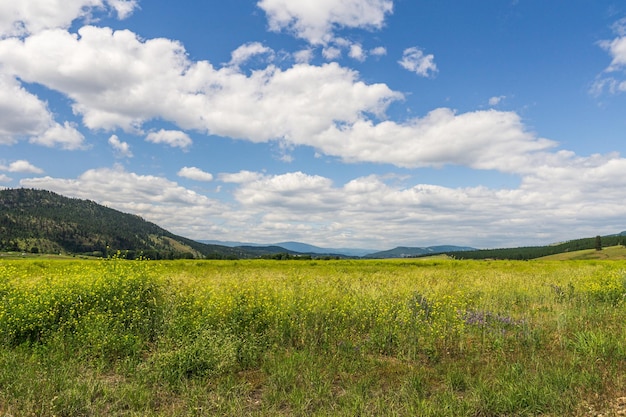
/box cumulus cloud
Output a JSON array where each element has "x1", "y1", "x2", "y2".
[
  {"x1": 0, "y1": 174, "x2": 11, "y2": 183},
  {"x1": 0, "y1": 25, "x2": 565, "y2": 174},
  {"x1": 106, "y1": 0, "x2": 139, "y2": 20},
  {"x1": 177, "y1": 166, "x2": 214, "y2": 182},
  {"x1": 0, "y1": 27, "x2": 401, "y2": 142},
  {"x1": 14, "y1": 152, "x2": 626, "y2": 248},
  {"x1": 322, "y1": 46, "x2": 342, "y2": 60},
  {"x1": 593, "y1": 18, "x2": 626, "y2": 94},
  {"x1": 219, "y1": 170, "x2": 265, "y2": 184},
  {"x1": 257, "y1": 0, "x2": 393, "y2": 45},
  {"x1": 488, "y1": 95, "x2": 506, "y2": 106},
  {"x1": 398, "y1": 47, "x2": 438, "y2": 77},
  {"x1": 0, "y1": 74, "x2": 53, "y2": 144},
  {"x1": 370, "y1": 46, "x2": 386, "y2": 56},
  {"x1": 311, "y1": 108, "x2": 555, "y2": 172},
  {"x1": 31, "y1": 121, "x2": 85, "y2": 150},
  {"x1": 20, "y1": 166, "x2": 229, "y2": 237},
  {"x1": 108, "y1": 134, "x2": 132, "y2": 157},
  {"x1": 146, "y1": 130, "x2": 192, "y2": 149},
  {"x1": 1, "y1": 159, "x2": 44, "y2": 173},
  {"x1": 293, "y1": 48, "x2": 314, "y2": 63},
  {"x1": 228, "y1": 42, "x2": 275, "y2": 68},
  {"x1": 0, "y1": 73, "x2": 84, "y2": 148},
  {"x1": 225, "y1": 158, "x2": 626, "y2": 247},
  {"x1": 0, "y1": 0, "x2": 138, "y2": 38},
  {"x1": 348, "y1": 43, "x2": 366, "y2": 61},
  {"x1": 599, "y1": 26, "x2": 626, "y2": 72}
]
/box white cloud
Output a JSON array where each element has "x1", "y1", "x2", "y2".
[
  {"x1": 488, "y1": 95, "x2": 506, "y2": 106},
  {"x1": 293, "y1": 48, "x2": 314, "y2": 63},
  {"x1": 228, "y1": 42, "x2": 274, "y2": 68},
  {"x1": 0, "y1": 26, "x2": 188, "y2": 132},
  {"x1": 599, "y1": 36, "x2": 626, "y2": 72},
  {"x1": 218, "y1": 170, "x2": 265, "y2": 184},
  {"x1": 0, "y1": 75, "x2": 49, "y2": 144},
  {"x1": 106, "y1": 0, "x2": 139, "y2": 20},
  {"x1": 0, "y1": 0, "x2": 138, "y2": 38},
  {"x1": 30, "y1": 121, "x2": 85, "y2": 150},
  {"x1": 177, "y1": 166, "x2": 214, "y2": 182},
  {"x1": 20, "y1": 166, "x2": 229, "y2": 238},
  {"x1": 0, "y1": 26, "x2": 562, "y2": 174},
  {"x1": 224, "y1": 158, "x2": 626, "y2": 247},
  {"x1": 593, "y1": 18, "x2": 626, "y2": 94},
  {"x1": 348, "y1": 43, "x2": 366, "y2": 61},
  {"x1": 322, "y1": 46, "x2": 342, "y2": 60},
  {"x1": 312, "y1": 108, "x2": 555, "y2": 172},
  {"x1": 146, "y1": 129, "x2": 192, "y2": 149},
  {"x1": 0, "y1": 27, "x2": 401, "y2": 142},
  {"x1": 0, "y1": 174, "x2": 11, "y2": 183},
  {"x1": 108, "y1": 134, "x2": 133, "y2": 157},
  {"x1": 590, "y1": 76, "x2": 626, "y2": 95},
  {"x1": 2, "y1": 159, "x2": 44, "y2": 174},
  {"x1": 0, "y1": 73, "x2": 84, "y2": 147},
  {"x1": 399, "y1": 47, "x2": 438, "y2": 77},
  {"x1": 257, "y1": 0, "x2": 393, "y2": 45},
  {"x1": 15, "y1": 151, "x2": 626, "y2": 248},
  {"x1": 370, "y1": 46, "x2": 386, "y2": 56}
]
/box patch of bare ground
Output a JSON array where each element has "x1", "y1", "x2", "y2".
[{"x1": 583, "y1": 396, "x2": 626, "y2": 416}]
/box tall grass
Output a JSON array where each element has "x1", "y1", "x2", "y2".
[{"x1": 0, "y1": 258, "x2": 625, "y2": 415}]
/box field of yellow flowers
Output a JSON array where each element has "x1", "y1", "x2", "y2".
[{"x1": 1, "y1": 257, "x2": 625, "y2": 416}]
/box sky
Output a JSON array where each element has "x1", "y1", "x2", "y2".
[{"x1": 1, "y1": 0, "x2": 626, "y2": 250}]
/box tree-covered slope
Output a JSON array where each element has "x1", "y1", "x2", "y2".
[{"x1": 0, "y1": 188, "x2": 244, "y2": 259}]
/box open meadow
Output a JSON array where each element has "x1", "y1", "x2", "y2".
[{"x1": 0, "y1": 257, "x2": 625, "y2": 416}]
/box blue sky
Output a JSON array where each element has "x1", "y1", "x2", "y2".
[{"x1": 1, "y1": 0, "x2": 626, "y2": 249}]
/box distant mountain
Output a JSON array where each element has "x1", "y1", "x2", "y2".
[
  {"x1": 365, "y1": 245, "x2": 476, "y2": 259},
  {"x1": 0, "y1": 188, "x2": 250, "y2": 259},
  {"x1": 199, "y1": 240, "x2": 376, "y2": 257},
  {"x1": 274, "y1": 241, "x2": 375, "y2": 257}
]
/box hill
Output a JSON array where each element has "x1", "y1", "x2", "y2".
[
  {"x1": 537, "y1": 245, "x2": 626, "y2": 261},
  {"x1": 0, "y1": 188, "x2": 247, "y2": 259},
  {"x1": 444, "y1": 234, "x2": 626, "y2": 260}
]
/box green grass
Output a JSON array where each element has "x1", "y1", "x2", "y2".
[
  {"x1": 539, "y1": 245, "x2": 626, "y2": 260},
  {"x1": 1, "y1": 258, "x2": 625, "y2": 416}
]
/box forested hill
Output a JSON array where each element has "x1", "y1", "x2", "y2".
[{"x1": 0, "y1": 188, "x2": 245, "y2": 259}]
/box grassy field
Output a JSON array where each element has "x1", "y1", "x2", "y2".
[
  {"x1": 539, "y1": 245, "x2": 626, "y2": 261},
  {"x1": 0, "y1": 258, "x2": 625, "y2": 416}
]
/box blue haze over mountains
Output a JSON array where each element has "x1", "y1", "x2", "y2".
[{"x1": 199, "y1": 240, "x2": 475, "y2": 258}]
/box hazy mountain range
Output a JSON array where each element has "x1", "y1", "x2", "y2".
[{"x1": 200, "y1": 240, "x2": 476, "y2": 258}]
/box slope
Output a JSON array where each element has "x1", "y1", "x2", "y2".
[{"x1": 0, "y1": 188, "x2": 244, "y2": 259}]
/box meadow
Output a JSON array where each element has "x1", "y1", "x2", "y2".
[{"x1": 0, "y1": 257, "x2": 625, "y2": 416}]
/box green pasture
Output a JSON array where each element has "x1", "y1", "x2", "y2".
[{"x1": 0, "y1": 258, "x2": 625, "y2": 416}]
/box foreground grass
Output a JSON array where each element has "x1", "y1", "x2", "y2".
[{"x1": 1, "y1": 258, "x2": 625, "y2": 416}]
